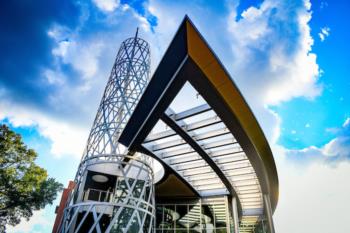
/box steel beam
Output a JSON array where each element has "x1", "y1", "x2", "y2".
[
  {"x1": 232, "y1": 197, "x2": 240, "y2": 233},
  {"x1": 264, "y1": 194, "x2": 275, "y2": 233},
  {"x1": 209, "y1": 148, "x2": 244, "y2": 157},
  {"x1": 144, "y1": 129, "x2": 176, "y2": 143},
  {"x1": 148, "y1": 126, "x2": 234, "y2": 151},
  {"x1": 195, "y1": 182, "x2": 226, "y2": 190},
  {"x1": 170, "y1": 103, "x2": 211, "y2": 120},
  {"x1": 161, "y1": 147, "x2": 195, "y2": 158},
  {"x1": 144, "y1": 115, "x2": 222, "y2": 143},
  {"x1": 164, "y1": 153, "x2": 202, "y2": 164},
  {"x1": 151, "y1": 138, "x2": 186, "y2": 151},
  {"x1": 201, "y1": 137, "x2": 237, "y2": 149},
  {"x1": 159, "y1": 137, "x2": 238, "y2": 158},
  {"x1": 198, "y1": 188, "x2": 229, "y2": 197},
  {"x1": 242, "y1": 208, "x2": 264, "y2": 216}
]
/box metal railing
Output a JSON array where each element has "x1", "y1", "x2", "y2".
[{"x1": 83, "y1": 188, "x2": 113, "y2": 203}]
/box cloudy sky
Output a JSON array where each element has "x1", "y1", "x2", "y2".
[{"x1": 1, "y1": 0, "x2": 349, "y2": 232}]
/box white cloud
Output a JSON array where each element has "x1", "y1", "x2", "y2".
[
  {"x1": 319, "y1": 26, "x2": 330, "y2": 41},
  {"x1": 274, "y1": 151, "x2": 350, "y2": 233},
  {"x1": 273, "y1": 116, "x2": 350, "y2": 232},
  {"x1": 48, "y1": 24, "x2": 105, "y2": 92},
  {"x1": 7, "y1": 210, "x2": 50, "y2": 233},
  {"x1": 0, "y1": 3, "x2": 157, "y2": 159},
  {"x1": 147, "y1": 0, "x2": 324, "y2": 149},
  {"x1": 147, "y1": 0, "x2": 235, "y2": 73},
  {"x1": 133, "y1": 13, "x2": 152, "y2": 32},
  {"x1": 286, "y1": 138, "x2": 350, "y2": 162},
  {"x1": 43, "y1": 69, "x2": 65, "y2": 85},
  {"x1": 0, "y1": 101, "x2": 88, "y2": 158},
  {"x1": 47, "y1": 3, "x2": 155, "y2": 93},
  {"x1": 227, "y1": 0, "x2": 321, "y2": 107},
  {"x1": 322, "y1": 119, "x2": 350, "y2": 159},
  {"x1": 53, "y1": 39, "x2": 104, "y2": 82},
  {"x1": 322, "y1": 137, "x2": 350, "y2": 158},
  {"x1": 92, "y1": 0, "x2": 120, "y2": 12},
  {"x1": 286, "y1": 117, "x2": 350, "y2": 163},
  {"x1": 218, "y1": 0, "x2": 323, "y2": 151},
  {"x1": 342, "y1": 117, "x2": 350, "y2": 127}
]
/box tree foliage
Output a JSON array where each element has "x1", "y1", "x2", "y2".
[{"x1": 0, "y1": 124, "x2": 63, "y2": 232}]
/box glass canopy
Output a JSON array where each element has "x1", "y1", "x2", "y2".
[{"x1": 143, "y1": 82, "x2": 264, "y2": 231}]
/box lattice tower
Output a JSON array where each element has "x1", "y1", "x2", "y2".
[{"x1": 59, "y1": 29, "x2": 155, "y2": 233}]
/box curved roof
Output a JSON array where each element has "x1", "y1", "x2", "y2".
[{"x1": 118, "y1": 16, "x2": 279, "y2": 220}]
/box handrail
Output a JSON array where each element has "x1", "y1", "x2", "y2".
[{"x1": 83, "y1": 188, "x2": 114, "y2": 203}]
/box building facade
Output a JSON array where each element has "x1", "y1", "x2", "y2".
[{"x1": 54, "y1": 16, "x2": 279, "y2": 233}]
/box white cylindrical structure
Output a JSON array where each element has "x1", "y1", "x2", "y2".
[{"x1": 59, "y1": 30, "x2": 154, "y2": 233}]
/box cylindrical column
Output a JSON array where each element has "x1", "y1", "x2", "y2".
[
  {"x1": 59, "y1": 29, "x2": 154, "y2": 233},
  {"x1": 231, "y1": 197, "x2": 240, "y2": 233},
  {"x1": 263, "y1": 194, "x2": 275, "y2": 233}
]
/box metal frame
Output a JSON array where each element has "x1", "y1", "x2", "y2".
[
  {"x1": 117, "y1": 17, "x2": 278, "y2": 232},
  {"x1": 59, "y1": 154, "x2": 155, "y2": 233},
  {"x1": 263, "y1": 194, "x2": 275, "y2": 233},
  {"x1": 59, "y1": 30, "x2": 155, "y2": 233},
  {"x1": 160, "y1": 113, "x2": 236, "y2": 197}
]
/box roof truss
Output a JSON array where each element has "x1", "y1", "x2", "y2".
[{"x1": 117, "y1": 17, "x2": 278, "y2": 218}]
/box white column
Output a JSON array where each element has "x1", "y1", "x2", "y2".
[
  {"x1": 263, "y1": 194, "x2": 275, "y2": 233},
  {"x1": 231, "y1": 197, "x2": 240, "y2": 233}
]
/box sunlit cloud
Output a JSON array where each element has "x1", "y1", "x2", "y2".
[
  {"x1": 319, "y1": 26, "x2": 330, "y2": 41},
  {"x1": 92, "y1": 0, "x2": 120, "y2": 12}
]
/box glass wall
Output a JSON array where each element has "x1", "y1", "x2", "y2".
[
  {"x1": 156, "y1": 197, "x2": 229, "y2": 233},
  {"x1": 252, "y1": 219, "x2": 269, "y2": 233},
  {"x1": 235, "y1": 218, "x2": 270, "y2": 233}
]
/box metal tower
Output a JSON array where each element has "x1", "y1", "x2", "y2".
[{"x1": 58, "y1": 29, "x2": 155, "y2": 233}]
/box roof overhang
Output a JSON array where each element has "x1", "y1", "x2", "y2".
[{"x1": 118, "y1": 16, "x2": 279, "y2": 217}]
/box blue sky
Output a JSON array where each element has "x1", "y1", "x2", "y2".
[
  {"x1": 1, "y1": 0, "x2": 350, "y2": 232},
  {"x1": 275, "y1": 0, "x2": 350, "y2": 149}
]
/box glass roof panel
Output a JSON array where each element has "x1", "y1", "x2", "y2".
[
  {"x1": 168, "y1": 81, "x2": 206, "y2": 114},
  {"x1": 149, "y1": 119, "x2": 168, "y2": 134},
  {"x1": 181, "y1": 110, "x2": 217, "y2": 125}
]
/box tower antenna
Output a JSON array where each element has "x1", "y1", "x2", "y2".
[{"x1": 135, "y1": 27, "x2": 139, "y2": 39}]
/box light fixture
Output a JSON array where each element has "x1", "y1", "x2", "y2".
[{"x1": 92, "y1": 174, "x2": 109, "y2": 183}]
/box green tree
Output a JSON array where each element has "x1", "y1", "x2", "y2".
[{"x1": 0, "y1": 124, "x2": 63, "y2": 232}]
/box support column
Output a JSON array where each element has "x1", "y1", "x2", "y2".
[
  {"x1": 231, "y1": 197, "x2": 240, "y2": 233},
  {"x1": 263, "y1": 194, "x2": 275, "y2": 233},
  {"x1": 224, "y1": 196, "x2": 231, "y2": 233}
]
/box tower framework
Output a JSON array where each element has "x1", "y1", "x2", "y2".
[{"x1": 58, "y1": 30, "x2": 155, "y2": 233}]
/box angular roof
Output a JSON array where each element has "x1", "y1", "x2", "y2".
[{"x1": 118, "y1": 16, "x2": 279, "y2": 220}]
